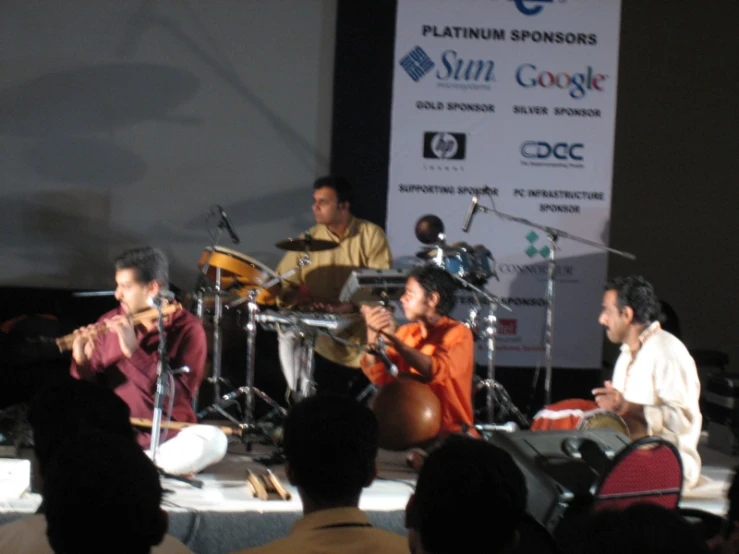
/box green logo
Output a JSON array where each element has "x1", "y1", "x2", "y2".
[{"x1": 525, "y1": 231, "x2": 551, "y2": 258}]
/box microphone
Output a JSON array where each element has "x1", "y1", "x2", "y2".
[
  {"x1": 370, "y1": 336, "x2": 398, "y2": 377},
  {"x1": 147, "y1": 290, "x2": 176, "y2": 308},
  {"x1": 215, "y1": 205, "x2": 240, "y2": 244},
  {"x1": 196, "y1": 386, "x2": 248, "y2": 419},
  {"x1": 462, "y1": 194, "x2": 479, "y2": 233},
  {"x1": 474, "y1": 421, "x2": 519, "y2": 433}
]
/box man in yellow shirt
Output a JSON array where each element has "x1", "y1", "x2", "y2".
[{"x1": 275, "y1": 176, "x2": 391, "y2": 400}]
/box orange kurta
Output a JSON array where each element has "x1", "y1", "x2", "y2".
[{"x1": 360, "y1": 316, "x2": 476, "y2": 434}]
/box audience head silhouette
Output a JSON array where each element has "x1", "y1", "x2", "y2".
[
  {"x1": 283, "y1": 394, "x2": 379, "y2": 512},
  {"x1": 406, "y1": 434, "x2": 527, "y2": 554},
  {"x1": 43, "y1": 429, "x2": 167, "y2": 554}
]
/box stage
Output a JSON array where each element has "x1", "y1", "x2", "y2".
[{"x1": 0, "y1": 432, "x2": 735, "y2": 554}]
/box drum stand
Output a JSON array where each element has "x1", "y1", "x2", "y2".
[
  {"x1": 449, "y1": 273, "x2": 518, "y2": 425},
  {"x1": 191, "y1": 226, "x2": 235, "y2": 408},
  {"x1": 211, "y1": 255, "x2": 312, "y2": 430}
]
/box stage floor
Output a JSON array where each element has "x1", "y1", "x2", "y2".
[{"x1": 0, "y1": 431, "x2": 736, "y2": 554}]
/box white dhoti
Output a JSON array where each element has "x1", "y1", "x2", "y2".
[
  {"x1": 277, "y1": 329, "x2": 317, "y2": 400},
  {"x1": 147, "y1": 424, "x2": 228, "y2": 475}
]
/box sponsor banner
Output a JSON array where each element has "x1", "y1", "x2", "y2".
[{"x1": 388, "y1": 0, "x2": 622, "y2": 368}]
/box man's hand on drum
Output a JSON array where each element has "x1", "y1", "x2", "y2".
[
  {"x1": 106, "y1": 315, "x2": 139, "y2": 358},
  {"x1": 71, "y1": 325, "x2": 98, "y2": 366},
  {"x1": 592, "y1": 381, "x2": 626, "y2": 414},
  {"x1": 361, "y1": 305, "x2": 397, "y2": 346}
]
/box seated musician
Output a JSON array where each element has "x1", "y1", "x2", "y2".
[
  {"x1": 360, "y1": 265, "x2": 479, "y2": 448},
  {"x1": 69, "y1": 246, "x2": 227, "y2": 475},
  {"x1": 594, "y1": 275, "x2": 702, "y2": 489},
  {"x1": 274, "y1": 176, "x2": 392, "y2": 401}
]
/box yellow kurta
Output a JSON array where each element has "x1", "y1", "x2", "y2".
[{"x1": 275, "y1": 217, "x2": 391, "y2": 367}]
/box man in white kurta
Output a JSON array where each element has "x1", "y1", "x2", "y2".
[{"x1": 593, "y1": 276, "x2": 702, "y2": 489}]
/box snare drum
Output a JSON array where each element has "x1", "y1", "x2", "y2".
[{"x1": 442, "y1": 242, "x2": 478, "y2": 280}]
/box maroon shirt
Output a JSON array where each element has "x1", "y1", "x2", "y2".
[{"x1": 70, "y1": 306, "x2": 207, "y2": 448}]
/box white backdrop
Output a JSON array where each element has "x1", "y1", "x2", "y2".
[
  {"x1": 387, "y1": 0, "x2": 622, "y2": 368},
  {"x1": 0, "y1": 1, "x2": 336, "y2": 291}
]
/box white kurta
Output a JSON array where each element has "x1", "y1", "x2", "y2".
[{"x1": 610, "y1": 322, "x2": 703, "y2": 488}]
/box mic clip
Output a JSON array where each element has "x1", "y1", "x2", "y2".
[{"x1": 371, "y1": 336, "x2": 398, "y2": 377}]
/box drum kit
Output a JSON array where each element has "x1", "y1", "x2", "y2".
[
  {"x1": 189, "y1": 232, "x2": 331, "y2": 432},
  {"x1": 411, "y1": 215, "x2": 529, "y2": 430},
  {"x1": 184, "y1": 206, "x2": 632, "y2": 450}
]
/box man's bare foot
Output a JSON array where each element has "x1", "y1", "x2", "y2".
[{"x1": 406, "y1": 448, "x2": 428, "y2": 471}]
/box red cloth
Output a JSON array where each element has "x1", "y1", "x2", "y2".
[
  {"x1": 361, "y1": 316, "x2": 478, "y2": 436},
  {"x1": 530, "y1": 398, "x2": 598, "y2": 431},
  {"x1": 70, "y1": 306, "x2": 207, "y2": 448}
]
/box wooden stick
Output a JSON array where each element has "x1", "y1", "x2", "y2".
[
  {"x1": 265, "y1": 469, "x2": 292, "y2": 500},
  {"x1": 246, "y1": 470, "x2": 269, "y2": 500},
  {"x1": 129, "y1": 417, "x2": 243, "y2": 437}
]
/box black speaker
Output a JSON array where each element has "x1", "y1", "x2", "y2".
[{"x1": 486, "y1": 429, "x2": 631, "y2": 533}]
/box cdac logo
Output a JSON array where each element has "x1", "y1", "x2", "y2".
[
  {"x1": 399, "y1": 47, "x2": 495, "y2": 88},
  {"x1": 515, "y1": 64, "x2": 607, "y2": 99},
  {"x1": 511, "y1": 0, "x2": 557, "y2": 16},
  {"x1": 520, "y1": 141, "x2": 584, "y2": 161},
  {"x1": 423, "y1": 132, "x2": 466, "y2": 160}
]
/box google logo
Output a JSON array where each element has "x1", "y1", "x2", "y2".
[{"x1": 515, "y1": 64, "x2": 608, "y2": 99}]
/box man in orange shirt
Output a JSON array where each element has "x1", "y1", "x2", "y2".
[{"x1": 359, "y1": 265, "x2": 477, "y2": 438}]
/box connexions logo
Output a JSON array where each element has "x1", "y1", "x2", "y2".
[
  {"x1": 399, "y1": 46, "x2": 495, "y2": 91},
  {"x1": 525, "y1": 231, "x2": 551, "y2": 258},
  {"x1": 423, "y1": 132, "x2": 466, "y2": 160},
  {"x1": 510, "y1": 0, "x2": 563, "y2": 16}
]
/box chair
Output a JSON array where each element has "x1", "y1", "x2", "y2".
[{"x1": 591, "y1": 435, "x2": 683, "y2": 512}]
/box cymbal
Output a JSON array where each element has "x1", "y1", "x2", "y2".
[{"x1": 275, "y1": 237, "x2": 339, "y2": 252}]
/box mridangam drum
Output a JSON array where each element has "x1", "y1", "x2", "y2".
[
  {"x1": 576, "y1": 409, "x2": 630, "y2": 437},
  {"x1": 530, "y1": 399, "x2": 630, "y2": 438}
]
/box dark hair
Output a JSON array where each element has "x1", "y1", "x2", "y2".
[
  {"x1": 563, "y1": 503, "x2": 710, "y2": 554},
  {"x1": 28, "y1": 378, "x2": 135, "y2": 475},
  {"x1": 313, "y1": 175, "x2": 353, "y2": 206},
  {"x1": 283, "y1": 394, "x2": 378, "y2": 507},
  {"x1": 44, "y1": 430, "x2": 165, "y2": 554},
  {"x1": 408, "y1": 435, "x2": 528, "y2": 554},
  {"x1": 114, "y1": 246, "x2": 169, "y2": 287},
  {"x1": 409, "y1": 264, "x2": 458, "y2": 316},
  {"x1": 605, "y1": 275, "x2": 662, "y2": 325}
]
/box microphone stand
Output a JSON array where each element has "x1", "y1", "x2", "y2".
[
  {"x1": 190, "y1": 210, "x2": 232, "y2": 409},
  {"x1": 464, "y1": 196, "x2": 636, "y2": 405},
  {"x1": 149, "y1": 299, "x2": 202, "y2": 488},
  {"x1": 446, "y1": 273, "x2": 522, "y2": 426}
]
